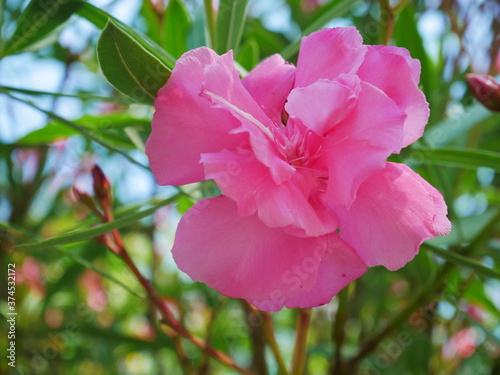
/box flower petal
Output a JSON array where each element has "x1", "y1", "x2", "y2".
[
  {"x1": 320, "y1": 81, "x2": 406, "y2": 207},
  {"x1": 242, "y1": 54, "x2": 296, "y2": 125},
  {"x1": 357, "y1": 45, "x2": 429, "y2": 147},
  {"x1": 200, "y1": 53, "x2": 294, "y2": 184},
  {"x1": 146, "y1": 47, "x2": 246, "y2": 186},
  {"x1": 335, "y1": 162, "x2": 451, "y2": 271},
  {"x1": 201, "y1": 149, "x2": 338, "y2": 237},
  {"x1": 295, "y1": 27, "x2": 367, "y2": 88},
  {"x1": 285, "y1": 77, "x2": 359, "y2": 136},
  {"x1": 172, "y1": 196, "x2": 335, "y2": 311},
  {"x1": 284, "y1": 236, "x2": 366, "y2": 309}
]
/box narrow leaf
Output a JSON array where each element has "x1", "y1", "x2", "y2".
[
  {"x1": 237, "y1": 38, "x2": 259, "y2": 71},
  {"x1": 1, "y1": 0, "x2": 82, "y2": 56},
  {"x1": 16, "y1": 114, "x2": 150, "y2": 149},
  {"x1": 16, "y1": 193, "x2": 182, "y2": 250},
  {"x1": 162, "y1": 0, "x2": 191, "y2": 58},
  {"x1": 215, "y1": 0, "x2": 249, "y2": 54},
  {"x1": 422, "y1": 243, "x2": 500, "y2": 280},
  {"x1": 423, "y1": 104, "x2": 498, "y2": 147},
  {"x1": 1, "y1": 222, "x2": 143, "y2": 298},
  {"x1": 76, "y1": 2, "x2": 176, "y2": 69},
  {"x1": 412, "y1": 148, "x2": 500, "y2": 172},
  {"x1": 281, "y1": 0, "x2": 352, "y2": 60},
  {"x1": 6, "y1": 94, "x2": 149, "y2": 169},
  {"x1": 97, "y1": 20, "x2": 171, "y2": 105}
]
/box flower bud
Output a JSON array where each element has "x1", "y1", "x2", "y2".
[
  {"x1": 91, "y1": 165, "x2": 111, "y2": 204},
  {"x1": 465, "y1": 74, "x2": 500, "y2": 112}
]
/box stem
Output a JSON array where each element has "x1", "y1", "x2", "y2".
[
  {"x1": 262, "y1": 312, "x2": 290, "y2": 375},
  {"x1": 379, "y1": 0, "x2": 395, "y2": 45},
  {"x1": 291, "y1": 308, "x2": 312, "y2": 375},
  {"x1": 0, "y1": 85, "x2": 136, "y2": 103},
  {"x1": 242, "y1": 302, "x2": 268, "y2": 375},
  {"x1": 330, "y1": 287, "x2": 349, "y2": 375},
  {"x1": 100, "y1": 205, "x2": 254, "y2": 375},
  {"x1": 204, "y1": 0, "x2": 216, "y2": 48}
]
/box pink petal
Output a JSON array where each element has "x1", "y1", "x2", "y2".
[
  {"x1": 295, "y1": 27, "x2": 367, "y2": 88},
  {"x1": 146, "y1": 48, "x2": 246, "y2": 186},
  {"x1": 200, "y1": 53, "x2": 294, "y2": 184},
  {"x1": 172, "y1": 196, "x2": 335, "y2": 311},
  {"x1": 201, "y1": 149, "x2": 338, "y2": 237},
  {"x1": 357, "y1": 46, "x2": 430, "y2": 147},
  {"x1": 335, "y1": 163, "x2": 452, "y2": 271},
  {"x1": 320, "y1": 81, "x2": 406, "y2": 206},
  {"x1": 285, "y1": 77, "x2": 359, "y2": 136},
  {"x1": 283, "y1": 235, "x2": 366, "y2": 309},
  {"x1": 242, "y1": 54, "x2": 296, "y2": 125}
]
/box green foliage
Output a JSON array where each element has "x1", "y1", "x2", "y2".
[
  {"x1": 215, "y1": 0, "x2": 249, "y2": 54},
  {"x1": 162, "y1": 0, "x2": 191, "y2": 58},
  {"x1": 97, "y1": 20, "x2": 171, "y2": 105},
  {"x1": 0, "y1": 0, "x2": 82, "y2": 56}
]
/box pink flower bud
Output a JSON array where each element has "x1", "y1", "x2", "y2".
[
  {"x1": 91, "y1": 165, "x2": 111, "y2": 204},
  {"x1": 465, "y1": 73, "x2": 500, "y2": 112}
]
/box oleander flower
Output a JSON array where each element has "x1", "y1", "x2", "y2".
[{"x1": 146, "y1": 27, "x2": 451, "y2": 311}]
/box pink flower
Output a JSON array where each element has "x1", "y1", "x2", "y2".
[
  {"x1": 146, "y1": 27, "x2": 451, "y2": 311},
  {"x1": 441, "y1": 327, "x2": 479, "y2": 360}
]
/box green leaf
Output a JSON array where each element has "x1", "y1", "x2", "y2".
[
  {"x1": 422, "y1": 243, "x2": 500, "y2": 280},
  {"x1": 162, "y1": 0, "x2": 191, "y2": 59},
  {"x1": 139, "y1": 0, "x2": 161, "y2": 44},
  {"x1": 237, "y1": 38, "x2": 259, "y2": 71},
  {"x1": 17, "y1": 114, "x2": 150, "y2": 149},
  {"x1": 76, "y1": 2, "x2": 176, "y2": 69},
  {"x1": 0, "y1": 85, "x2": 136, "y2": 103},
  {"x1": 215, "y1": 0, "x2": 249, "y2": 54},
  {"x1": 411, "y1": 148, "x2": 500, "y2": 172},
  {"x1": 97, "y1": 20, "x2": 171, "y2": 105},
  {"x1": 405, "y1": 250, "x2": 436, "y2": 287},
  {"x1": 280, "y1": 0, "x2": 352, "y2": 60},
  {"x1": 0, "y1": 0, "x2": 83, "y2": 56},
  {"x1": 16, "y1": 193, "x2": 182, "y2": 250},
  {"x1": 393, "y1": 5, "x2": 436, "y2": 103},
  {"x1": 5, "y1": 94, "x2": 149, "y2": 169},
  {"x1": 423, "y1": 104, "x2": 498, "y2": 147},
  {"x1": 244, "y1": 18, "x2": 289, "y2": 57},
  {"x1": 428, "y1": 209, "x2": 499, "y2": 247},
  {"x1": 0, "y1": 221, "x2": 144, "y2": 298}
]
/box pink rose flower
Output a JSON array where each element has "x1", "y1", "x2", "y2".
[{"x1": 146, "y1": 27, "x2": 451, "y2": 311}]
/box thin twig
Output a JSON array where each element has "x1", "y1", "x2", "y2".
[
  {"x1": 100, "y1": 200, "x2": 255, "y2": 375},
  {"x1": 262, "y1": 312, "x2": 290, "y2": 375},
  {"x1": 330, "y1": 287, "x2": 349, "y2": 375},
  {"x1": 291, "y1": 308, "x2": 312, "y2": 375}
]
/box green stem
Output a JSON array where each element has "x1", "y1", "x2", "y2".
[
  {"x1": 379, "y1": 0, "x2": 395, "y2": 45},
  {"x1": 331, "y1": 287, "x2": 349, "y2": 375},
  {"x1": 204, "y1": 0, "x2": 216, "y2": 48},
  {"x1": 291, "y1": 308, "x2": 312, "y2": 375},
  {"x1": 0, "y1": 85, "x2": 136, "y2": 103},
  {"x1": 262, "y1": 312, "x2": 290, "y2": 375}
]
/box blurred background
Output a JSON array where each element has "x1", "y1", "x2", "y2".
[{"x1": 1, "y1": 0, "x2": 500, "y2": 374}]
